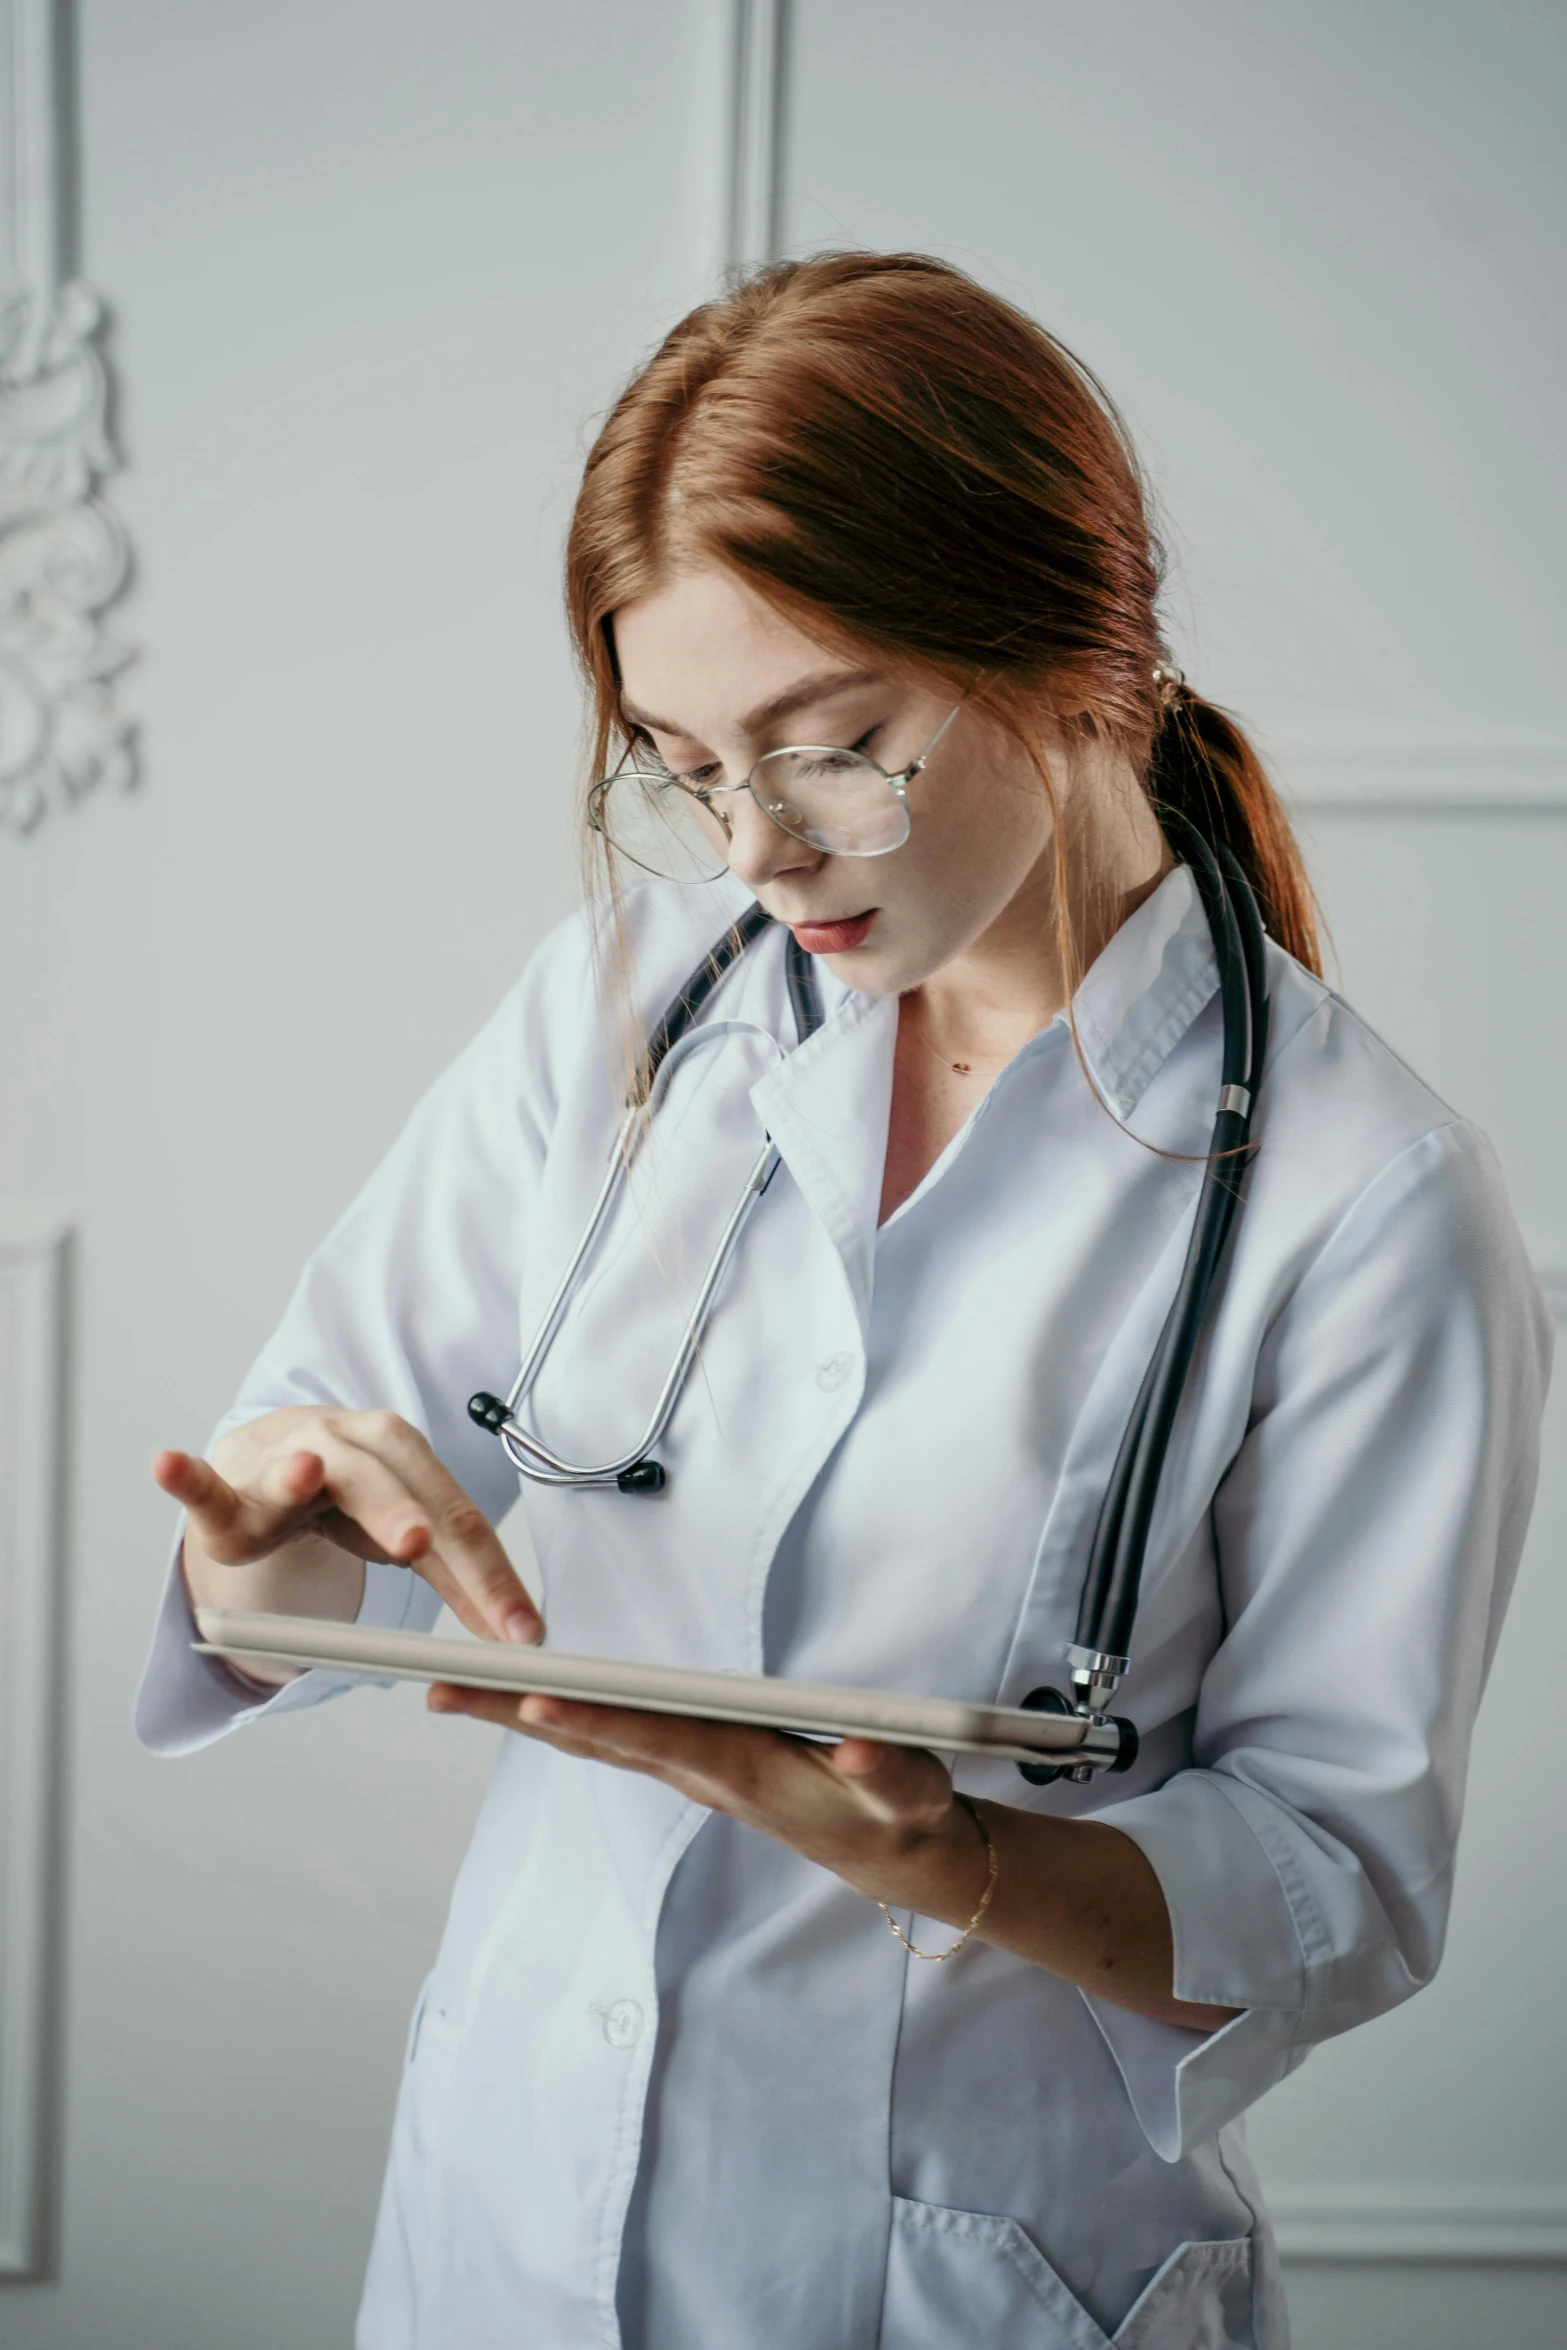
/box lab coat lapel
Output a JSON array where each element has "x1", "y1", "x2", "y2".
[{"x1": 749, "y1": 984, "x2": 897, "y2": 1338}]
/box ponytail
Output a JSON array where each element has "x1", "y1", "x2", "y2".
[{"x1": 1146, "y1": 689, "x2": 1321, "y2": 974}]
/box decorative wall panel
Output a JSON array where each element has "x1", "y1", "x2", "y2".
[
  {"x1": 0, "y1": 1209, "x2": 68, "y2": 2279},
  {"x1": 0, "y1": 0, "x2": 134, "y2": 836},
  {"x1": 723, "y1": 0, "x2": 786, "y2": 272},
  {"x1": 1281, "y1": 746, "x2": 1567, "y2": 817},
  {"x1": 1271, "y1": 2186, "x2": 1567, "y2": 2264}
]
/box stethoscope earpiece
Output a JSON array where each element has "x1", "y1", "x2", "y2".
[{"x1": 615, "y1": 1460, "x2": 667, "y2": 1495}]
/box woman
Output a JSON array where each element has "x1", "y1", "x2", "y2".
[{"x1": 139, "y1": 253, "x2": 1550, "y2": 2349}]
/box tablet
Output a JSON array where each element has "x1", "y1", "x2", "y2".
[{"x1": 193, "y1": 1609, "x2": 1095, "y2": 1768}]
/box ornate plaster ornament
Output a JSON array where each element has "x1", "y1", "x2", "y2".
[{"x1": 1, "y1": 0, "x2": 134, "y2": 838}]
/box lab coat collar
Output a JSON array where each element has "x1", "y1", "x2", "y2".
[
  {"x1": 786, "y1": 862, "x2": 1217, "y2": 1122},
  {"x1": 748, "y1": 985, "x2": 897, "y2": 1335},
  {"x1": 744, "y1": 865, "x2": 1215, "y2": 1334},
  {"x1": 1070, "y1": 864, "x2": 1218, "y2": 1121}
]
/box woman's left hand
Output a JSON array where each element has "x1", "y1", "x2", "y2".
[
  {"x1": 425, "y1": 1684, "x2": 990, "y2": 1923},
  {"x1": 425, "y1": 1681, "x2": 1240, "y2": 2032}
]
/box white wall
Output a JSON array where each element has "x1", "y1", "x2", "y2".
[
  {"x1": 1, "y1": 4, "x2": 1561, "y2": 2345},
  {"x1": 781, "y1": 3, "x2": 1567, "y2": 2342},
  {"x1": 0, "y1": 3, "x2": 722, "y2": 2341}
]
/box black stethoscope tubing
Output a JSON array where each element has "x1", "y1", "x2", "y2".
[
  {"x1": 1016, "y1": 823, "x2": 1267, "y2": 1780},
  {"x1": 638, "y1": 898, "x2": 825, "y2": 1097},
  {"x1": 472, "y1": 835, "x2": 1267, "y2": 1779},
  {"x1": 1074, "y1": 825, "x2": 1267, "y2": 1670}
]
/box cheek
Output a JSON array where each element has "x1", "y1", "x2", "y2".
[
  {"x1": 913, "y1": 769, "x2": 1047, "y2": 914},
  {"x1": 847, "y1": 777, "x2": 1048, "y2": 985}
]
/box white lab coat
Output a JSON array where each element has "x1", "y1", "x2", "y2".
[{"x1": 137, "y1": 866, "x2": 1551, "y2": 2350}]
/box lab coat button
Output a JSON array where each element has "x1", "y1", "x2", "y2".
[
  {"x1": 600, "y1": 1999, "x2": 643, "y2": 2049},
  {"x1": 816, "y1": 1351, "x2": 854, "y2": 1391}
]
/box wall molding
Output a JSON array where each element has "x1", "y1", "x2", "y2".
[
  {"x1": 723, "y1": 0, "x2": 787, "y2": 273},
  {"x1": 0, "y1": 1208, "x2": 69, "y2": 2280},
  {"x1": 1270, "y1": 2186, "x2": 1567, "y2": 2264},
  {"x1": 0, "y1": 0, "x2": 134, "y2": 838},
  {"x1": 1277, "y1": 744, "x2": 1567, "y2": 817}
]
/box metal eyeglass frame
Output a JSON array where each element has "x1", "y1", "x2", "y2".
[{"x1": 589, "y1": 701, "x2": 964, "y2": 869}]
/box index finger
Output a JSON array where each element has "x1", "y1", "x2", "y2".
[
  {"x1": 152, "y1": 1444, "x2": 328, "y2": 1562},
  {"x1": 335, "y1": 1414, "x2": 540, "y2": 1644}
]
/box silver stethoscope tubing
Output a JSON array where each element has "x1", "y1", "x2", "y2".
[
  {"x1": 469, "y1": 835, "x2": 1268, "y2": 1780},
  {"x1": 467, "y1": 902, "x2": 822, "y2": 1495}
]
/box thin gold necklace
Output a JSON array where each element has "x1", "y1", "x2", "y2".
[{"x1": 910, "y1": 1019, "x2": 993, "y2": 1079}]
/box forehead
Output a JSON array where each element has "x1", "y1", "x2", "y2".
[{"x1": 614, "y1": 570, "x2": 858, "y2": 738}]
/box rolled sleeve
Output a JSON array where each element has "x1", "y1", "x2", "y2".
[
  {"x1": 1085, "y1": 1117, "x2": 1551, "y2": 2160},
  {"x1": 1085, "y1": 1773, "x2": 1310, "y2": 2159}
]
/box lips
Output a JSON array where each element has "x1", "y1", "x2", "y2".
[{"x1": 789, "y1": 911, "x2": 875, "y2": 954}]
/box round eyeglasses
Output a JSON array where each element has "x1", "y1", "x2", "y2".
[{"x1": 588, "y1": 704, "x2": 962, "y2": 883}]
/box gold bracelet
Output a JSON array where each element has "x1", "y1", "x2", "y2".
[{"x1": 878, "y1": 1794, "x2": 998, "y2": 1963}]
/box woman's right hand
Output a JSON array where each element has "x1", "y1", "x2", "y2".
[{"x1": 153, "y1": 1407, "x2": 542, "y2": 1681}]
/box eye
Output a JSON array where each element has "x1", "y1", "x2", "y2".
[
  {"x1": 628, "y1": 728, "x2": 724, "y2": 790},
  {"x1": 785, "y1": 728, "x2": 885, "y2": 786}
]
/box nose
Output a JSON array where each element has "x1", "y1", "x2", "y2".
[{"x1": 723, "y1": 785, "x2": 825, "y2": 893}]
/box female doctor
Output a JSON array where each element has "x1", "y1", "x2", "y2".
[{"x1": 139, "y1": 253, "x2": 1550, "y2": 2350}]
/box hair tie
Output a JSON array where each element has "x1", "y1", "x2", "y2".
[{"x1": 1152, "y1": 660, "x2": 1187, "y2": 711}]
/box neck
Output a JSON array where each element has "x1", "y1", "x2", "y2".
[{"x1": 907, "y1": 746, "x2": 1170, "y2": 1067}]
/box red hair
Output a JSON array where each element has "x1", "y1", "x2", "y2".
[{"x1": 565, "y1": 250, "x2": 1320, "y2": 976}]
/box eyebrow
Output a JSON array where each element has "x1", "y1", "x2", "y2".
[{"x1": 620, "y1": 668, "x2": 884, "y2": 742}]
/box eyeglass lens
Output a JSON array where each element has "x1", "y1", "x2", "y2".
[{"x1": 596, "y1": 747, "x2": 910, "y2": 881}]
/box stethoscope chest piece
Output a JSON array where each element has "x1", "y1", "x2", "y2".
[{"x1": 1016, "y1": 1684, "x2": 1141, "y2": 1784}]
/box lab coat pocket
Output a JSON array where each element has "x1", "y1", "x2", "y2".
[
  {"x1": 1113, "y1": 2235, "x2": 1255, "y2": 2349},
  {"x1": 376, "y1": 1981, "x2": 464, "y2": 2317},
  {"x1": 881, "y1": 2196, "x2": 1256, "y2": 2350},
  {"x1": 882, "y1": 2196, "x2": 1114, "y2": 2350}
]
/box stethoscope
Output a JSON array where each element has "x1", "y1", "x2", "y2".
[
  {"x1": 469, "y1": 822, "x2": 1268, "y2": 1780},
  {"x1": 467, "y1": 898, "x2": 820, "y2": 1495}
]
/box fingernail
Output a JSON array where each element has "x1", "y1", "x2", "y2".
[{"x1": 502, "y1": 1608, "x2": 539, "y2": 1645}]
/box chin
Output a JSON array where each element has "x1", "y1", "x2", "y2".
[{"x1": 818, "y1": 942, "x2": 913, "y2": 997}]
